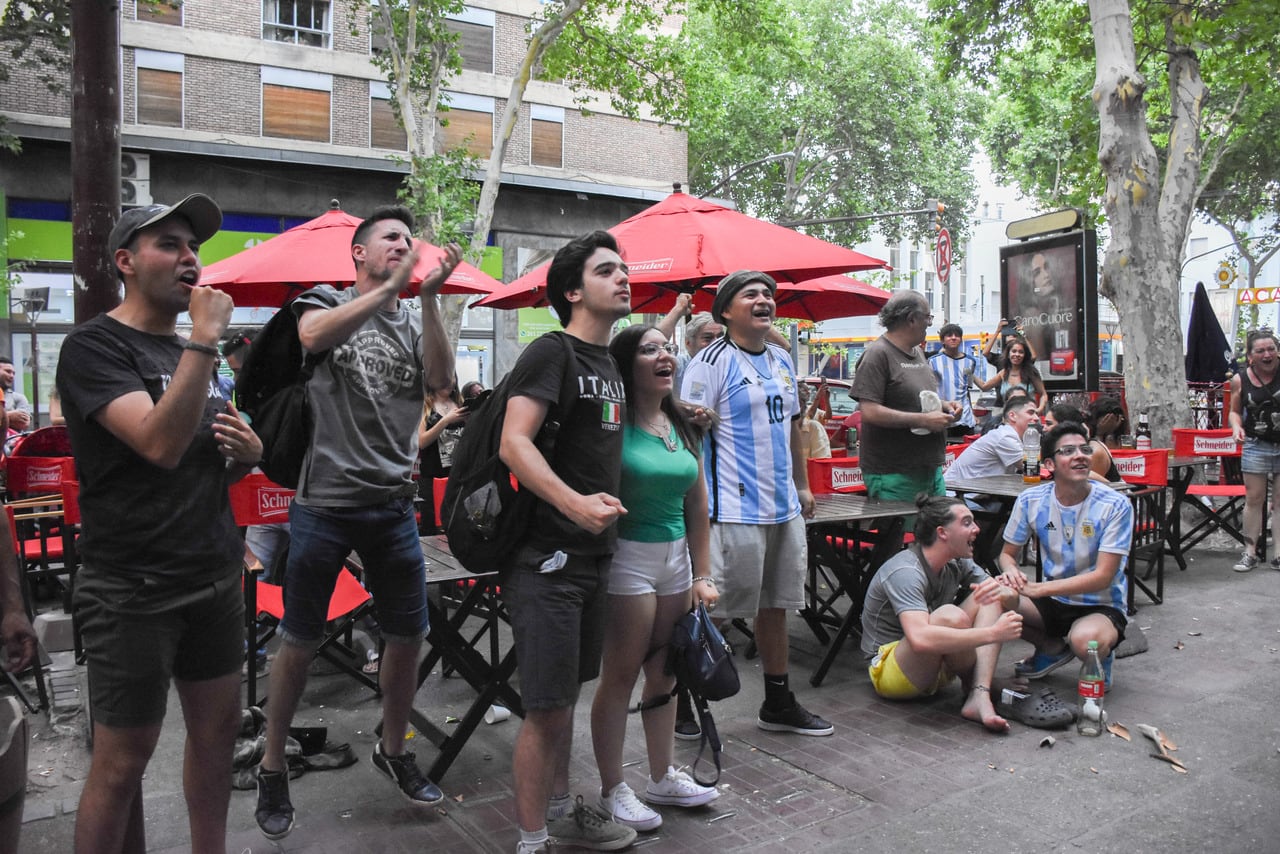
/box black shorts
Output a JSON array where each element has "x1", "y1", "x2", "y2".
[
  {"x1": 74, "y1": 564, "x2": 244, "y2": 728},
  {"x1": 502, "y1": 547, "x2": 610, "y2": 711},
  {"x1": 1032, "y1": 596, "x2": 1127, "y2": 646}
]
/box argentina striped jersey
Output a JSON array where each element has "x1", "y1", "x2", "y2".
[
  {"x1": 1003, "y1": 482, "x2": 1133, "y2": 612},
  {"x1": 680, "y1": 338, "x2": 801, "y2": 524},
  {"x1": 928, "y1": 351, "x2": 977, "y2": 428}
]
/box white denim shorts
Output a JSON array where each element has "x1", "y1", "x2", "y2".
[{"x1": 608, "y1": 537, "x2": 693, "y2": 597}]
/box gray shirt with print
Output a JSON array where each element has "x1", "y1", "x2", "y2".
[{"x1": 293, "y1": 286, "x2": 424, "y2": 506}]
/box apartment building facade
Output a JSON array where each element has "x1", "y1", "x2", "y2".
[{"x1": 0, "y1": 0, "x2": 688, "y2": 423}]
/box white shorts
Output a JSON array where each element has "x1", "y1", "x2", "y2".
[
  {"x1": 709, "y1": 516, "x2": 807, "y2": 618},
  {"x1": 608, "y1": 537, "x2": 694, "y2": 597}
]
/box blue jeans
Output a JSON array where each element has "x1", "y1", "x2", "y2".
[{"x1": 279, "y1": 497, "x2": 428, "y2": 646}]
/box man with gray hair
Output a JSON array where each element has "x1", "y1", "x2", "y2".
[{"x1": 852, "y1": 290, "x2": 958, "y2": 501}]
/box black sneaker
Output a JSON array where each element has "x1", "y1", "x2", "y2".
[
  {"x1": 255, "y1": 767, "x2": 294, "y2": 840},
  {"x1": 372, "y1": 743, "x2": 443, "y2": 804},
  {"x1": 674, "y1": 716, "x2": 701, "y2": 741},
  {"x1": 757, "y1": 695, "x2": 834, "y2": 736}
]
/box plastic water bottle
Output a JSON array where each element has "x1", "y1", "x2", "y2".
[
  {"x1": 1076, "y1": 640, "x2": 1106, "y2": 736},
  {"x1": 1021, "y1": 425, "x2": 1041, "y2": 484}
]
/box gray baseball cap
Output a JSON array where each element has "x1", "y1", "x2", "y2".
[{"x1": 108, "y1": 193, "x2": 222, "y2": 255}]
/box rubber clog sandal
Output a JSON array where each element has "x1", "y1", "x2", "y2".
[
  {"x1": 1013, "y1": 648, "x2": 1074, "y2": 679},
  {"x1": 998, "y1": 687, "x2": 1076, "y2": 729}
]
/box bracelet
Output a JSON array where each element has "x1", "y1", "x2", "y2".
[
  {"x1": 183, "y1": 340, "x2": 220, "y2": 356},
  {"x1": 694, "y1": 576, "x2": 716, "y2": 586}
]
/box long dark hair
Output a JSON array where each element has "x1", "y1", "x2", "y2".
[
  {"x1": 609, "y1": 324, "x2": 700, "y2": 454},
  {"x1": 1000, "y1": 335, "x2": 1042, "y2": 382}
]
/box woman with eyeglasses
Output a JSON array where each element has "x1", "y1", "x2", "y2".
[{"x1": 590, "y1": 324, "x2": 720, "y2": 832}]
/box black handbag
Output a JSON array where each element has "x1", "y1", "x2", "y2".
[
  {"x1": 668, "y1": 603, "x2": 739, "y2": 702},
  {"x1": 666, "y1": 603, "x2": 739, "y2": 785}
]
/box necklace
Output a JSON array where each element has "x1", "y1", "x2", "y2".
[{"x1": 641, "y1": 414, "x2": 679, "y2": 452}]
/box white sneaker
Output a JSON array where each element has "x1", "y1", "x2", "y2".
[
  {"x1": 599, "y1": 781, "x2": 662, "y2": 831},
  {"x1": 1233, "y1": 552, "x2": 1259, "y2": 572},
  {"x1": 644, "y1": 766, "x2": 719, "y2": 808}
]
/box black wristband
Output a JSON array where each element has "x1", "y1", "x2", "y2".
[{"x1": 184, "y1": 340, "x2": 219, "y2": 356}]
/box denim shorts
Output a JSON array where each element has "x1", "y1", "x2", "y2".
[
  {"x1": 74, "y1": 563, "x2": 243, "y2": 728},
  {"x1": 502, "y1": 547, "x2": 610, "y2": 711},
  {"x1": 1241, "y1": 436, "x2": 1280, "y2": 475},
  {"x1": 280, "y1": 497, "x2": 428, "y2": 646}
]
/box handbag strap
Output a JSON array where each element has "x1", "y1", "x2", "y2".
[{"x1": 687, "y1": 689, "x2": 723, "y2": 787}]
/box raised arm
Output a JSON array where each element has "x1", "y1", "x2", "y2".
[
  {"x1": 96, "y1": 287, "x2": 238, "y2": 469},
  {"x1": 656, "y1": 293, "x2": 693, "y2": 342}
]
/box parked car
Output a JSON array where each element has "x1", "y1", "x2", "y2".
[{"x1": 801, "y1": 377, "x2": 859, "y2": 450}]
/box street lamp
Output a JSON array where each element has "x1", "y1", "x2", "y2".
[{"x1": 10, "y1": 286, "x2": 48, "y2": 426}]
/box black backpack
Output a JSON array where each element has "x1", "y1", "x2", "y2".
[
  {"x1": 441, "y1": 332, "x2": 576, "y2": 573},
  {"x1": 234, "y1": 299, "x2": 326, "y2": 491}
]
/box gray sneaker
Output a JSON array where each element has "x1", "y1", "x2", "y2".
[
  {"x1": 1270, "y1": 557, "x2": 1280, "y2": 572},
  {"x1": 1233, "y1": 553, "x2": 1259, "y2": 572},
  {"x1": 547, "y1": 796, "x2": 637, "y2": 851}
]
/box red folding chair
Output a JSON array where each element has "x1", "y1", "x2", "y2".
[
  {"x1": 4, "y1": 457, "x2": 76, "y2": 587},
  {"x1": 1171, "y1": 429, "x2": 1247, "y2": 554},
  {"x1": 229, "y1": 473, "x2": 379, "y2": 707}
]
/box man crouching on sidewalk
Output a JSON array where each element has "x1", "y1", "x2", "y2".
[{"x1": 861, "y1": 495, "x2": 1023, "y2": 732}]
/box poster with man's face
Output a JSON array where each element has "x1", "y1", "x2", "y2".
[{"x1": 1004, "y1": 241, "x2": 1081, "y2": 382}]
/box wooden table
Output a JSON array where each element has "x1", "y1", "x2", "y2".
[
  {"x1": 803, "y1": 494, "x2": 917, "y2": 687},
  {"x1": 944, "y1": 474, "x2": 1046, "y2": 574}
]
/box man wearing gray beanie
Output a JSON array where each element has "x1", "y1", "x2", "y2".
[{"x1": 680, "y1": 270, "x2": 832, "y2": 737}]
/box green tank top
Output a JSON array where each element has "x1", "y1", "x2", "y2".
[{"x1": 617, "y1": 422, "x2": 699, "y2": 543}]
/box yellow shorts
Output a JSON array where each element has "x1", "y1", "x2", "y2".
[{"x1": 868, "y1": 640, "x2": 953, "y2": 700}]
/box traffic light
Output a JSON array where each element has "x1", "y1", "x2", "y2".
[
  {"x1": 980, "y1": 331, "x2": 990, "y2": 349},
  {"x1": 926, "y1": 198, "x2": 945, "y2": 232}
]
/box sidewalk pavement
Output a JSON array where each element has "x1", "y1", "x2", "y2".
[{"x1": 15, "y1": 544, "x2": 1280, "y2": 853}]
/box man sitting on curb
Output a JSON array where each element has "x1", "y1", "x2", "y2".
[
  {"x1": 861, "y1": 495, "x2": 1023, "y2": 732},
  {"x1": 998, "y1": 421, "x2": 1133, "y2": 690}
]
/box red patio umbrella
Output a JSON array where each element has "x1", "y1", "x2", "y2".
[
  {"x1": 201, "y1": 204, "x2": 501, "y2": 307},
  {"x1": 471, "y1": 188, "x2": 888, "y2": 311},
  {"x1": 772, "y1": 274, "x2": 889, "y2": 322},
  {"x1": 473, "y1": 272, "x2": 885, "y2": 322}
]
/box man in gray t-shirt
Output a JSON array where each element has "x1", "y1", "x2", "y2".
[
  {"x1": 860, "y1": 496, "x2": 1022, "y2": 732},
  {"x1": 254, "y1": 206, "x2": 463, "y2": 840}
]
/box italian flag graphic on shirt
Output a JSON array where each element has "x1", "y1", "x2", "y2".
[{"x1": 601, "y1": 401, "x2": 621, "y2": 426}]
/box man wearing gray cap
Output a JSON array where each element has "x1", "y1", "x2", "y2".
[
  {"x1": 56, "y1": 195, "x2": 263, "y2": 854},
  {"x1": 680, "y1": 270, "x2": 831, "y2": 736}
]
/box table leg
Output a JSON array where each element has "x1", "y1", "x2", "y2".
[{"x1": 810, "y1": 518, "x2": 905, "y2": 688}]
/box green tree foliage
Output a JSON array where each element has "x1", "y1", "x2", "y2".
[
  {"x1": 680, "y1": 0, "x2": 984, "y2": 249},
  {"x1": 930, "y1": 0, "x2": 1280, "y2": 437}
]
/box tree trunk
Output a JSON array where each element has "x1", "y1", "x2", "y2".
[{"x1": 1088, "y1": 0, "x2": 1195, "y2": 444}]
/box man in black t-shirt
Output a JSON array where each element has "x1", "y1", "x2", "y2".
[
  {"x1": 500, "y1": 231, "x2": 635, "y2": 854},
  {"x1": 55, "y1": 195, "x2": 263, "y2": 853}
]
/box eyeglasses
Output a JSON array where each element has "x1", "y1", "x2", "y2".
[
  {"x1": 917, "y1": 312, "x2": 934, "y2": 323},
  {"x1": 1053, "y1": 443, "x2": 1094, "y2": 458},
  {"x1": 637, "y1": 342, "x2": 680, "y2": 357}
]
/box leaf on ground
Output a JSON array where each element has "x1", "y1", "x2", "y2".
[
  {"x1": 1174, "y1": 641, "x2": 1185, "y2": 650},
  {"x1": 1090, "y1": 767, "x2": 1099, "y2": 774},
  {"x1": 1039, "y1": 735, "x2": 1056, "y2": 748},
  {"x1": 1150, "y1": 753, "x2": 1188, "y2": 770},
  {"x1": 1107, "y1": 723, "x2": 1131, "y2": 740},
  {"x1": 1161, "y1": 735, "x2": 1178, "y2": 752},
  {"x1": 1187, "y1": 631, "x2": 1202, "y2": 637}
]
